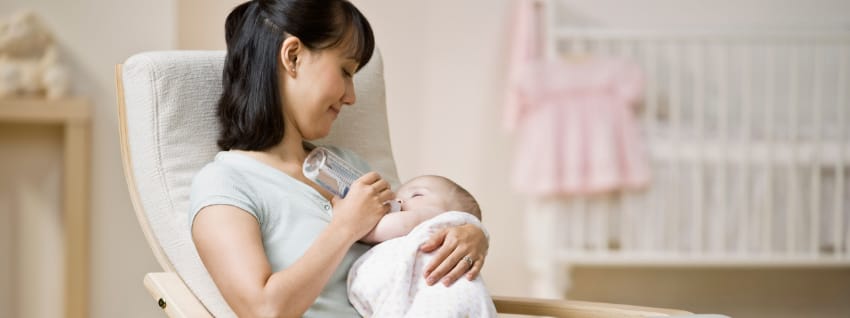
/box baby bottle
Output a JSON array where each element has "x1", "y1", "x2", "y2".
[
  {"x1": 303, "y1": 146, "x2": 401, "y2": 212},
  {"x1": 303, "y1": 146, "x2": 363, "y2": 198}
]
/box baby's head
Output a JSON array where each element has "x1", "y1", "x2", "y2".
[{"x1": 395, "y1": 175, "x2": 481, "y2": 220}]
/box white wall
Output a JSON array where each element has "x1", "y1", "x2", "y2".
[{"x1": 0, "y1": 0, "x2": 175, "y2": 317}]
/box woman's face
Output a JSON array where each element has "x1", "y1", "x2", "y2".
[{"x1": 280, "y1": 40, "x2": 359, "y2": 140}]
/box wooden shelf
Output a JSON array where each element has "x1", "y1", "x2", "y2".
[
  {"x1": 0, "y1": 97, "x2": 91, "y2": 124},
  {"x1": 0, "y1": 96, "x2": 91, "y2": 318}
]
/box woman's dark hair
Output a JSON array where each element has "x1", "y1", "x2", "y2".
[{"x1": 217, "y1": 0, "x2": 375, "y2": 151}]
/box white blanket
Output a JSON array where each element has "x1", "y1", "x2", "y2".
[{"x1": 347, "y1": 211, "x2": 497, "y2": 318}]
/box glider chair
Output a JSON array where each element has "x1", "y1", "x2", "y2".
[{"x1": 115, "y1": 49, "x2": 691, "y2": 317}]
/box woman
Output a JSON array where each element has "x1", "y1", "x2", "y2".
[{"x1": 189, "y1": 0, "x2": 489, "y2": 317}]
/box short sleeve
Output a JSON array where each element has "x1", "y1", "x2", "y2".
[{"x1": 188, "y1": 162, "x2": 261, "y2": 229}]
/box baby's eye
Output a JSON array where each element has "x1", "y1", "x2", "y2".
[{"x1": 411, "y1": 193, "x2": 423, "y2": 198}]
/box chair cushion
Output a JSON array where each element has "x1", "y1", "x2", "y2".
[{"x1": 121, "y1": 49, "x2": 398, "y2": 317}]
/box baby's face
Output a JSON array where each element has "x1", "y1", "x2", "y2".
[{"x1": 395, "y1": 176, "x2": 455, "y2": 213}]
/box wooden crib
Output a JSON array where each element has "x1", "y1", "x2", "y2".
[{"x1": 526, "y1": 0, "x2": 850, "y2": 297}]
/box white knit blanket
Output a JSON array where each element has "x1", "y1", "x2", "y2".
[{"x1": 347, "y1": 211, "x2": 497, "y2": 318}]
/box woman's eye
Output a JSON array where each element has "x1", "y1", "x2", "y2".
[{"x1": 342, "y1": 69, "x2": 352, "y2": 78}]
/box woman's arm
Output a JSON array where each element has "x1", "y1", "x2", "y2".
[
  {"x1": 193, "y1": 205, "x2": 360, "y2": 318},
  {"x1": 359, "y1": 209, "x2": 442, "y2": 244},
  {"x1": 419, "y1": 224, "x2": 489, "y2": 287},
  {"x1": 192, "y1": 172, "x2": 393, "y2": 318}
]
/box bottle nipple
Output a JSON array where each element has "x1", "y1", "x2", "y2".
[{"x1": 386, "y1": 199, "x2": 402, "y2": 212}]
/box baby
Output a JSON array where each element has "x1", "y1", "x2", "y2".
[
  {"x1": 360, "y1": 175, "x2": 482, "y2": 244},
  {"x1": 347, "y1": 175, "x2": 496, "y2": 317}
]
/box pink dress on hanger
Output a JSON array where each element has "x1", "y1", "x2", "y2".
[
  {"x1": 504, "y1": 0, "x2": 650, "y2": 196},
  {"x1": 506, "y1": 57, "x2": 651, "y2": 196}
]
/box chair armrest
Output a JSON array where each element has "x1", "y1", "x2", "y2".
[
  {"x1": 492, "y1": 295, "x2": 692, "y2": 317},
  {"x1": 141, "y1": 272, "x2": 691, "y2": 318},
  {"x1": 144, "y1": 272, "x2": 212, "y2": 318}
]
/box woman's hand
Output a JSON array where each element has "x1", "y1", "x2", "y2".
[
  {"x1": 330, "y1": 172, "x2": 395, "y2": 241},
  {"x1": 419, "y1": 223, "x2": 488, "y2": 286}
]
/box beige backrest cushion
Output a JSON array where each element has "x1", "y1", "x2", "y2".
[{"x1": 120, "y1": 49, "x2": 398, "y2": 317}]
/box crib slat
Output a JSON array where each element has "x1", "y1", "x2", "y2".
[
  {"x1": 810, "y1": 44, "x2": 824, "y2": 256},
  {"x1": 615, "y1": 36, "x2": 637, "y2": 253},
  {"x1": 578, "y1": 198, "x2": 589, "y2": 252},
  {"x1": 738, "y1": 45, "x2": 754, "y2": 254},
  {"x1": 591, "y1": 199, "x2": 607, "y2": 251},
  {"x1": 786, "y1": 45, "x2": 801, "y2": 255},
  {"x1": 643, "y1": 43, "x2": 659, "y2": 139},
  {"x1": 620, "y1": 193, "x2": 633, "y2": 252},
  {"x1": 692, "y1": 163, "x2": 705, "y2": 254},
  {"x1": 662, "y1": 42, "x2": 682, "y2": 252},
  {"x1": 667, "y1": 41, "x2": 681, "y2": 141},
  {"x1": 762, "y1": 46, "x2": 776, "y2": 255},
  {"x1": 542, "y1": 0, "x2": 558, "y2": 60},
  {"x1": 838, "y1": 45, "x2": 849, "y2": 257},
  {"x1": 716, "y1": 43, "x2": 730, "y2": 253},
  {"x1": 688, "y1": 42, "x2": 705, "y2": 254},
  {"x1": 665, "y1": 43, "x2": 683, "y2": 252}
]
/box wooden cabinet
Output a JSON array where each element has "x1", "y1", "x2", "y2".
[{"x1": 0, "y1": 97, "x2": 90, "y2": 318}]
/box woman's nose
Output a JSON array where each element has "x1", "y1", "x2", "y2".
[{"x1": 341, "y1": 83, "x2": 356, "y2": 106}]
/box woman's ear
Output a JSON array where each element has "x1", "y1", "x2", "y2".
[{"x1": 280, "y1": 36, "x2": 301, "y2": 77}]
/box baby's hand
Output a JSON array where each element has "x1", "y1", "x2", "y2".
[{"x1": 330, "y1": 172, "x2": 395, "y2": 240}]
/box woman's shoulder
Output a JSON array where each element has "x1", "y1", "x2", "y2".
[
  {"x1": 192, "y1": 152, "x2": 243, "y2": 184},
  {"x1": 190, "y1": 151, "x2": 275, "y2": 197}
]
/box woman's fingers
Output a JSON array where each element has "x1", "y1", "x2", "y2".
[
  {"x1": 420, "y1": 225, "x2": 490, "y2": 285},
  {"x1": 352, "y1": 172, "x2": 394, "y2": 205},
  {"x1": 371, "y1": 179, "x2": 389, "y2": 192},
  {"x1": 439, "y1": 255, "x2": 478, "y2": 286},
  {"x1": 465, "y1": 256, "x2": 483, "y2": 280},
  {"x1": 420, "y1": 228, "x2": 447, "y2": 254},
  {"x1": 421, "y1": 230, "x2": 450, "y2": 279},
  {"x1": 379, "y1": 188, "x2": 395, "y2": 206},
  {"x1": 422, "y1": 233, "x2": 460, "y2": 285},
  {"x1": 355, "y1": 171, "x2": 381, "y2": 185},
  {"x1": 425, "y1": 248, "x2": 462, "y2": 285}
]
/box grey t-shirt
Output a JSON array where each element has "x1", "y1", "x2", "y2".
[{"x1": 189, "y1": 145, "x2": 372, "y2": 318}]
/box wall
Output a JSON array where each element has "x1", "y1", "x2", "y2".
[{"x1": 0, "y1": 0, "x2": 175, "y2": 317}]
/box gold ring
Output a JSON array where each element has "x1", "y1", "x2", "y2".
[{"x1": 462, "y1": 255, "x2": 474, "y2": 267}]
